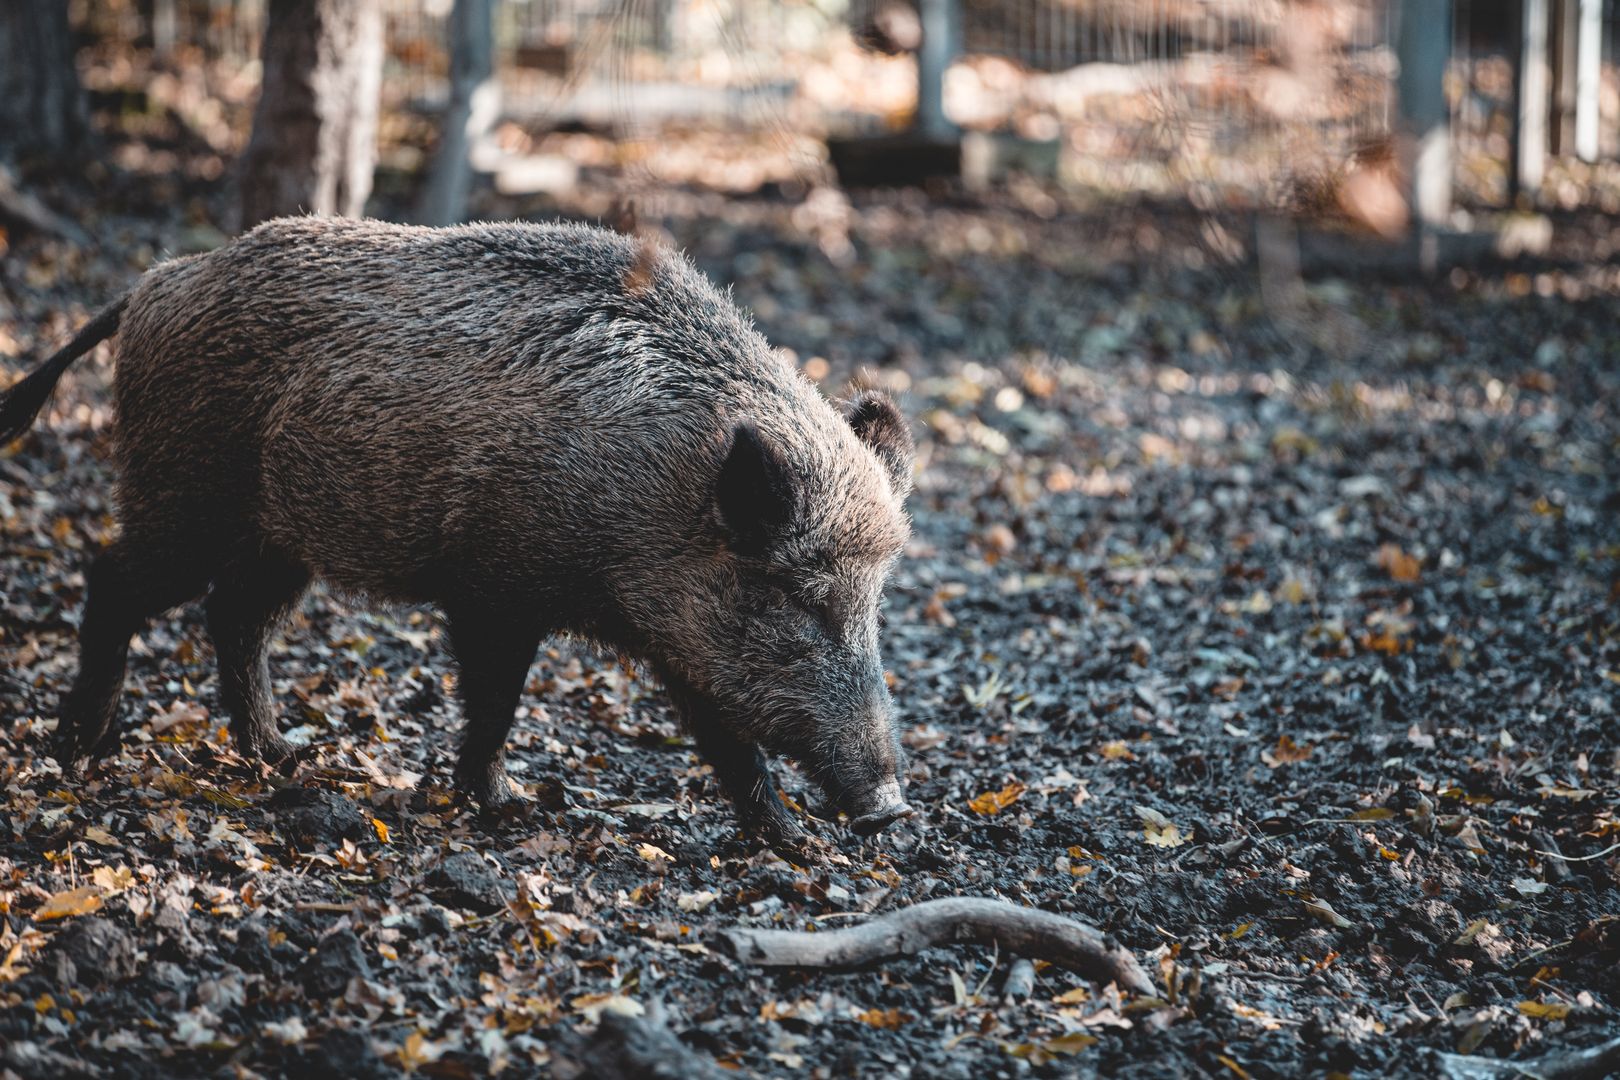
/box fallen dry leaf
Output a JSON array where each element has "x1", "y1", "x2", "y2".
[
  {"x1": 571, "y1": 992, "x2": 644, "y2": 1021},
  {"x1": 969, "y1": 781, "x2": 1027, "y2": 817},
  {"x1": 1261, "y1": 734, "x2": 1312, "y2": 767},
  {"x1": 1301, "y1": 897, "x2": 1353, "y2": 928},
  {"x1": 1137, "y1": 806, "x2": 1190, "y2": 848},
  {"x1": 854, "y1": 1007, "x2": 908, "y2": 1028},
  {"x1": 33, "y1": 886, "x2": 104, "y2": 922},
  {"x1": 637, "y1": 843, "x2": 674, "y2": 863},
  {"x1": 1375, "y1": 543, "x2": 1421, "y2": 582}
]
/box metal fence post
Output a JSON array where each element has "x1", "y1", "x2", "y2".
[
  {"x1": 916, "y1": 0, "x2": 960, "y2": 139},
  {"x1": 1397, "y1": 0, "x2": 1453, "y2": 232}
]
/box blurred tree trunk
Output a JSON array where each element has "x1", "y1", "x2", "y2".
[
  {"x1": 0, "y1": 0, "x2": 89, "y2": 161},
  {"x1": 240, "y1": 0, "x2": 383, "y2": 229},
  {"x1": 416, "y1": 0, "x2": 499, "y2": 226}
]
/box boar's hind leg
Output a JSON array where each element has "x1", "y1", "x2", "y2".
[
  {"x1": 204, "y1": 551, "x2": 310, "y2": 765},
  {"x1": 446, "y1": 607, "x2": 544, "y2": 818},
  {"x1": 55, "y1": 543, "x2": 210, "y2": 765}
]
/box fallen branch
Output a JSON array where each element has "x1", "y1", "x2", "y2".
[
  {"x1": 0, "y1": 167, "x2": 86, "y2": 243},
  {"x1": 716, "y1": 896, "x2": 1154, "y2": 996},
  {"x1": 1437, "y1": 1032, "x2": 1620, "y2": 1080}
]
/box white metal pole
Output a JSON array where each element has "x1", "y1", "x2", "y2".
[
  {"x1": 1517, "y1": 0, "x2": 1550, "y2": 197},
  {"x1": 1575, "y1": 0, "x2": 1602, "y2": 162},
  {"x1": 916, "y1": 0, "x2": 959, "y2": 140}
]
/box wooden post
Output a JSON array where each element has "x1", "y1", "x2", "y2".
[
  {"x1": 153, "y1": 0, "x2": 178, "y2": 59},
  {"x1": 1513, "y1": 0, "x2": 1550, "y2": 199},
  {"x1": 1575, "y1": 0, "x2": 1602, "y2": 161},
  {"x1": 1551, "y1": 0, "x2": 1578, "y2": 155},
  {"x1": 1396, "y1": 0, "x2": 1452, "y2": 237},
  {"x1": 916, "y1": 0, "x2": 959, "y2": 140}
]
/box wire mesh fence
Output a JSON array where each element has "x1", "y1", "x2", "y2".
[{"x1": 66, "y1": 0, "x2": 1620, "y2": 211}]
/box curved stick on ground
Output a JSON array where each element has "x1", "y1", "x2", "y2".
[
  {"x1": 716, "y1": 897, "x2": 1155, "y2": 996},
  {"x1": 1437, "y1": 1032, "x2": 1620, "y2": 1080}
]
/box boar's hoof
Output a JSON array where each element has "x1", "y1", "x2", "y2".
[
  {"x1": 457, "y1": 772, "x2": 534, "y2": 828},
  {"x1": 766, "y1": 830, "x2": 837, "y2": 867},
  {"x1": 243, "y1": 734, "x2": 300, "y2": 771},
  {"x1": 742, "y1": 814, "x2": 820, "y2": 863},
  {"x1": 477, "y1": 796, "x2": 535, "y2": 829},
  {"x1": 53, "y1": 722, "x2": 120, "y2": 775},
  {"x1": 847, "y1": 801, "x2": 915, "y2": 837}
]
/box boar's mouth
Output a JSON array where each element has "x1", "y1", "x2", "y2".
[{"x1": 839, "y1": 777, "x2": 914, "y2": 836}]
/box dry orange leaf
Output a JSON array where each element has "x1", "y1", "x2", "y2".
[
  {"x1": 969, "y1": 781, "x2": 1026, "y2": 816},
  {"x1": 1360, "y1": 629, "x2": 1409, "y2": 656},
  {"x1": 854, "y1": 1007, "x2": 908, "y2": 1028},
  {"x1": 1261, "y1": 735, "x2": 1312, "y2": 768},
  {"x1": 1099, "y1": 740, "x2": 1136, "y2": 761},
  {"x1": 1376, "y1": 543, "x2": 1421, "y2": 582},
  {"x1": 1007, "y1": 1032, "x2": 1097, "y2": 1063},
  {"x1": 33, "y1": 886, "x2": 103, "y2": 922},
  {"x1": 1516, "y1": 1001, "x2": 1572, "y2": 1021}
]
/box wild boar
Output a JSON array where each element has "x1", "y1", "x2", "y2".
[{"x1": 0, "y1": 217, "x2": 917, "y2": 854}]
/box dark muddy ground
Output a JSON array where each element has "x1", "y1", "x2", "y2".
[{"x1": 3, "y1": 134, "x2": 1620, "y2": 1078}]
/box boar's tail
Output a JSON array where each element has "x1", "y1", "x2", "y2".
[{"x1": 0, "y1": 296, "x2": 126, "y2": 447}]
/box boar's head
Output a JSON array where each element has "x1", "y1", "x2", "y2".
[{"x1": 647, "y1": 389, "x2": 916, "y2": 835}]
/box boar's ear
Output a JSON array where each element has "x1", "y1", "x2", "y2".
[
  {"x1": 846, "y1": 390, "x2": 914, "y2": 499},
  {"x1": 716, "y1": 422, "x2": 796, "y2": 555}
]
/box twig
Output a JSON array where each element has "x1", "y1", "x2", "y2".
[
  {"x1": 0, "y1": 167, "x2": 87, "y2": 242},
  {"x1": 716, "y1": 897, "x2": 1155, "y2": 995},
  {"x1": 972, "y1": 940, "x2": 1000, "y2": 1000},
  {"x1": 1533, "y1": 830, "x2": 1574, "y2": 884},
  {"x1": 1535, "y1": 840, "x2": 1620, "y2": 864},
  {"x1": 295, "y1": 902, "x2": 356, "y2": 914},
  {"x1": 1512, "y1": 939, "x2": 1575, "y2": 970},
  {"x1": 1218, "y1": 968, "x2": 1312, "y2": 984},
  {"x1": 1437, "y1": 1032, "x2": 1620, "y2": 1080}
]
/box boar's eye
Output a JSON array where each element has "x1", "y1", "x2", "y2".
[{"x1": 775, "y1": 583, "x2": 833, "y2": 634}]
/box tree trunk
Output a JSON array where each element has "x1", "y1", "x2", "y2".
[
  {"x1": 0, "y1": 0, "x2": 89, "y2": 161},
  {"x1": 239, "y1": 0, "x2": 384, "y2": 229},
  {"x1": 416, "y1": 0, "x2": 500, "y2": 226}
]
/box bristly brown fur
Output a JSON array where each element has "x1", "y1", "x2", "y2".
[{"x1": 35, "y1": 216, "x2": 916, "y2": 852}]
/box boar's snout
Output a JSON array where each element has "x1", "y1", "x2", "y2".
[
  {"x1": 843, "y1": 777, "x2": 914, "y2": 836},
  {"x1": 817, "y1": 685, "x2": 913, "y2": 836}
]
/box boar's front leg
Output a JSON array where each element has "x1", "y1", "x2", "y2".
[
  {"x1": 663, "y1": 678, "x2": 815, "y2": 857},
  {"x1": 446, "y1": 606, "x2": 544, "y2": 820}
]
